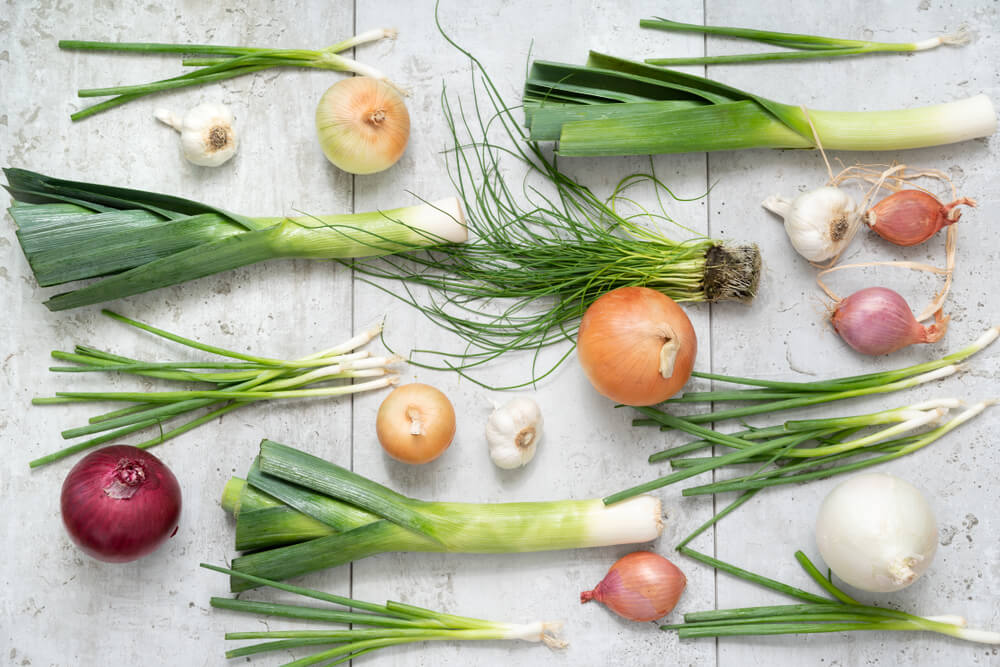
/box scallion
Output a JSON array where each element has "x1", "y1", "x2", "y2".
[
  {"x1": 29, "y1": 311, "x2": 401, "y2": 468},
  {"x1": 203, "y1": 563, "x2": 567, "y2": 664},
  {"x1": 60, "y1": 29, "x2": 401, "y2": 121},
  {"x1": 662, "y1": 547, "x2": 1000, "y2": 644},
  {"x1": 4, "y1": 168, "x2": 466, "y2": 310},
  {"x1": 603, "y1": 326, "x2": 999, "y2": 505},
  {"x1": 641, "y1": 18, "x2": 969, "y2": 66}
]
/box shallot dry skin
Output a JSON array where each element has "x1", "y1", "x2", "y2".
[
  {"x1": 865, "y1": 190, "x2": 976, "y2": 246},
  {"x1": 581, "y1": 551, "x2": 687, "y2": 622},
  {"x1": 832, "y1": 286, "x2": 948, "y2": 355}
]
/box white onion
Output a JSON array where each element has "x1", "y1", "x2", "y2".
[{"x1": 815, "y1": 472, "x2": 938, "y2": 592}]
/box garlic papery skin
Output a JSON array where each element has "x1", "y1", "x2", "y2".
[
  {"x1": 815, "y1": 472, "x2": 938, "y2": 593},
  {"x1": 486, "y1": 397, "x2": 543, "y2": 469},
  {"x1": 762, "y1": 186, "x2": 860, "y2": 262},
  {"x1": 154, "y1": 102, "x2": 238, "y2": 167}
]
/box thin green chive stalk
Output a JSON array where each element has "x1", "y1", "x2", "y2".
[
  {"x1": 225, "y1": 439, "x2": 663, "y2": 590},
  {"x1": 664, "y1": 548, "x2": 1000, "y2": 644},
  {"x1": 337, "y1": 8, "x2": 761, "y2": 390},
  {"x1": 59, "y1": 29, "x2": 400, "y2": 120},
  {"x1": 523, "y1": 52, "x2": 995, "y2": 155},
  {"x1": 4, "y1": 168, "x2": 467, "y2": 310},
  {"x1": 202, "y1": 564, "x2": 569, "y2": 664},
  {"x1": 29, "y1": 312, "x2": 400, "y2": 468},
  {"x1": 641, "y1": 18, "x2": 970, "y2": 66}
]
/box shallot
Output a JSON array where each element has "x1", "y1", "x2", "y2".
[
  {"x1": 581, "y1": 551, "x2": 686, "y2": 622},
  {"x1": 832, "y1": 286, "x2": 948, "y2": 355},
  {"x1": 866, "y1": 190, "x2": 975, "y2": 246}
]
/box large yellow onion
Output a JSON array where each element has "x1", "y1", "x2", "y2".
[
  {"x1": 577, "y1": 287, "x2": 696, "y2": 406},
  {"x1": 315, "y1": 77, "x2": 410, "y2": 175}
]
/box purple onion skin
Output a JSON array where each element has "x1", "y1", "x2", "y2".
[
  {"x1": 832, "y1": 287, "x2": 946, "y2": 356},
  {"x1": 60, "y1": 445, "x2": 182, "y2": 563}
]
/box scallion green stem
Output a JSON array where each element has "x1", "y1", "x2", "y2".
[
  {"x1": 640, "y1": 18, "x2": 968, "y2": 66},
  {"x1": 60, "y1": 33, "x2": 399, "y2": 120},
  {"x1": 664, "y1": 548, "x2": 1000, "y2": 644}
]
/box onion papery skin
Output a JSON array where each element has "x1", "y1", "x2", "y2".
[
  {"x1": 832, "y1": 286, "x2": 948, "y2": 356},
  {"x1": 866, "y1": 190, "x2": 975, "y2": 247},
  {"x1": 315, "y1": 77, "x2": 410, "y2": 175},
  {"x1": 581, "y1": 551, "x2": 686, "y2": 622},
  {"x1": 376, "y1": 383, "x2": 457, "y2": 464},
  {"x1": 60, "y1": 445, "x2": 182, "y2": 563},
  {"x1": 577, "y1": 287, "x2": 696, "y2": 406}
]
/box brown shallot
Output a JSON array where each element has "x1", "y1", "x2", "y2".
[
  {"x1": 866, "y1": 190, "x2": 975, "y2": 246},
  {"x1": 581, "y1": 551, "x2": 686, "y2": 622}
]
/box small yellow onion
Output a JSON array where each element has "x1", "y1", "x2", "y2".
[
  {"x1": 577, "y1": 286, "x2": 697, "y2": 406},
  {"x1": 581, "y1": 551, "x2": 687, "y2": 622},
  {"x1": 315, "y1": 77, "x2": 410, "y2": 175},
  {"x1": 375, "y1": 383, "x2": 456, "y2": 464}
]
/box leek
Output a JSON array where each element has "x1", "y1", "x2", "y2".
[
  {"x1": 30, "y1": 311, "x2": 401, "y2": 468},
  {"x1": 641, "y1": 18, "x2": 969, "y2": 66},
  {"x1": 203, "y1": 563, "x2": 567, "y2": 664},
  {"x1": 663, "y1": 548, "x2": 1000, "y2": 644},
  {"x1": 523, "y1": 53, "x2": 996, "y2": 155},
  {"x1": 60, "y1": 29, "x2": 400, "y2": 121},
  {"x1": 224, "y1": 440, "x2": 663, "y2": 591},
  {"x1": 3, "y1": 168, "x2": 466, "y2": 310}
]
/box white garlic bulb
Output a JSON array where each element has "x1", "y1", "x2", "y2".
[
  {"x1": 762, "y1": 186, "x2": 860, "y2": 262},
  {"x1": 486, "y1": 397, "x2": 543, "y2": 469},
  {"x1": 154, "y1": 102, "x2": 238, "y2": 167}
]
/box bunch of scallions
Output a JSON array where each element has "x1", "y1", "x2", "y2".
[
  {"x1": 3, "y1": 168, "x2": 466, "y2": 311},
  {"x1": 345, "y1": 19, "x2": 760, "y2": 389},
  {"x1": 220, "y1": 439, "x2": 663, "y2": 591},
  {"x1": 202, "y1": 563, "x2": 567, "y2": 664},
  {"x1": 640, "y1": 18, "x2": 970, "y2": 66},
  {"x1": 604, "y1": 324, "x2": 999, "y2": 509},
  {"x1": 59, "y1": 29, "x2": 402, "y2": 121},
  {"x1": 29, "y1": 311, "x2": 401, "y2": 468},
  {"x1": 522, "y1": 53, "x2": 996, "y2": 156}
]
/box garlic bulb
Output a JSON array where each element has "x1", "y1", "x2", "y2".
[
  {"x1": 762, "y1": 186, "x2": 860, "y2": 262},
  {"x1": 154, "y1": 102, "x2": 238, "y2": 167},
  {"x1": 486, "y1": 397, "x2": 543, "y2": 469}
]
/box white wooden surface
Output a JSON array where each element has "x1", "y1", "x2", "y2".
[{"x1": 2, "y1": 1, "x2": 998, "y2": 666}]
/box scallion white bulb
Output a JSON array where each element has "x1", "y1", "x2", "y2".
[{"x1": 763, "y1": 186, "x2": 860, "y2": 262}]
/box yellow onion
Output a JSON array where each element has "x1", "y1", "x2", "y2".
[
  {"x1": 315, "y1": 77, "x2": 410, "y2": 175},
  {"x1": 581, "y1": 551, "x2": 686, "y2": 622},
  {"x1": 375, "y1": 383, "x2": 456, "y2": 464},
  {"x1": 577, "y1": 286, "x2": 696, "y2": 406}
]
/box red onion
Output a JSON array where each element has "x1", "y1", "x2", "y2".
[
  {"x1": 580, "y1": 551, "x2": 686, "y2": 622},
  {"x1": 865, "y1": 190, "x2": 975, "y2": 246},
  {"x1": 61, "y1": 445, "x2": 182, "y2": 563},
  {"x1": 832, "y1": 287, "x2": 948, "y2": 356}
]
